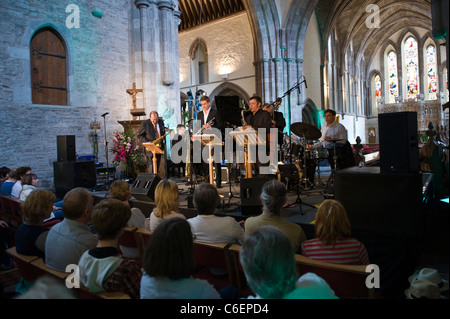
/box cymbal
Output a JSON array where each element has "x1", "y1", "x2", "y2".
[{"x1": 290, "y1": 122, "x2": 321, "y2": 140}]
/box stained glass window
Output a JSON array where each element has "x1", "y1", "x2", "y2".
[
  {"x1": 387, "y1": 51, "x2": 398, "y2": 103},
  {"x1": 404, "y1": 37, "x2": 419, "y2": 100},
  {"x1": 375, "y1": 74, "x2": 382, "y2": 99},
  {"x1": 426, "y1": 45, "x2": 437, "y2": 100}
]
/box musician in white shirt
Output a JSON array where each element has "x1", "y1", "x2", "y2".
[{"x1": 308, "y1": 109, "x2": 352, "y2": 170}]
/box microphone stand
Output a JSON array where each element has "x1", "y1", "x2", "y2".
[{"x1": 101, "y1": 112, "x2": 110, "y2": 190}]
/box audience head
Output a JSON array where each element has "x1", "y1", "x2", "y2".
[
  {"x1": 143, "y1": 218, "x2": 195, "y2": 280},
  {"x1": 91, "y1": 198, "x2": 131, "y2": 241},
  {"x1": 154, "y1": 179, "x2": 179, "y2": 217},
  {"x1": 7, "y1": 169, "x2": 17, "y2": 181},
  {"x1": 109, "y1": 180, "x2": 131, "y2": 202},
  {"x1": 62, "y1": 187, "x2": 94, "y2": 221},
  {"x1": 0, "y1": 166, "x2": 10, "y2": 180},
  {"x1": 22, "y1": 189, "x2": 55, "y2": 224},
  {"x1": 240, "y1": 226, "x2": 297, "y2": 298},
  {"x1": 21, "y1": 173, "x2": 38, "y2": 187},
  {"x1": 193, "y1": 182, "x2": 219, "y2": 215},
  {"x1": 16, "y1": 166, "x2": 32, "y2": 180},
  {"x1": 260, "y1": 179, "x2": 286, "y2": 216},
  {"x1": 314, "y1": 199, "x2": 351, "y2": 245}
]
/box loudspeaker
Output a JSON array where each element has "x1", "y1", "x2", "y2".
[
  {"x1": 240, "y1": 176, "x2": 276, "y2": 215},
  {"x1": 378, "y1": 112, "x2": 419, "y2": 174},
  {"x1": 57, "y1": 135, "x2": 76, "y2": 162},
  {"x1": 335, "y1": 166, "x2": 424, "y2": 234},
  {"x1": 131, "y1": 173, "x2": 162, "y2": 202},
  {"x1": 215, "y1": 95, "x2": 241, "y2": 127},
  {"x1": 53, "y1": 161, "x2": 96, "y2": 191}
]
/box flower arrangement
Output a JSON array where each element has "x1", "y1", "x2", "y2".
[
  {"x1": 368, "y1": 128, "x2": 376, "y2": 137},
  {"x1": 111, "y1": 129, "x2": 143, "y2": 178}
]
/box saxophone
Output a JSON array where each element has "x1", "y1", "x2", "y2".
[
  {"x1": 152, "y1": 130, "x2": 172, "y2": 147},
  {"x1": 241, "y1": 109, "x2": 247, "y2": 128}
]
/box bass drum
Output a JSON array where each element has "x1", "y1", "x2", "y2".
[{"x1": 276, "y1": 163, "x2": 303, "y2": 189}]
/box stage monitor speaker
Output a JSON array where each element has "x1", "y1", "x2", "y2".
[
  {"x1": 53, "y1": 161, "x2": 96, "y2": 191},
  {"x1": 378, "y1": 112, "x2": 419, "y2": 174},
  {"x1": 240, "y1": 176, "x2": 276, "y2": 215},
  {"x1": 57, "y1": 135, "x2": 76, "y2": 162},
  {"x1": 131, "y1": 173, "x2": 162, "y2": 202},
  {"x1": 335, "y1": 166, "x2": 424, "y2": 235}
]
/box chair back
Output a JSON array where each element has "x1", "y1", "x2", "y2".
[{"x1": 295, "y1": 254, "x2": 375, "y2": 299}]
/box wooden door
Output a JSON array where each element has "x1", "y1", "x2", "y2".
[{"x1": 30, "y1": 28, "x2": 67, "y2": 105}]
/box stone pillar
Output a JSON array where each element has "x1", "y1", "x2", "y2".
[
  {"x1": 135, "y1": 0, "x2": 157, "y2": 114},
  {"x1": 158, "y1": 1, "x2": 175, "y2": 86}
]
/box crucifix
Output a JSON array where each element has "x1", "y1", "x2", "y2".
[{"x1": 126, "y1": 82, "x2": 145, "y2": 119}]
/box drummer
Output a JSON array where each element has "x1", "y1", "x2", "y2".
[{"x1": 307, "y1": 109, "x2": 348, "y2": 170}]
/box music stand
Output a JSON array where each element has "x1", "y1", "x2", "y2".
[
  {"x1": 142, "y1": 142, "x2": 164, "y2": 175},
  {"x1": 229, "y1": 129, "x2": 265, "y2": 178},
  {"x1": 192, "y1": 133, "x2": 223, "y2": 184}
]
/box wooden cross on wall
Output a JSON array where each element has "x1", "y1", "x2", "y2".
[{"x1": 126, "y1": 82, "x2": 145, "y2": 119}]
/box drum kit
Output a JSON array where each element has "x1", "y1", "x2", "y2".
[{"x1": 278, "y1": 122, "x2": 328, "y2": 190}]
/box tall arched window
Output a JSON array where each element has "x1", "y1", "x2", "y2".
[
  {"x1": 375, "y1": 74, "x2": 382, "y2": 99},
  {"x1": 426, "y1": 44, "x2": 437, "y2": 100},
  {"x1": 404, "y1": 36, "x2": 419, "y2": 100},
  {"x1": 30, "y1": 27, "x2": 67, "y2": 105},
  {"x1": 387, "y1": 51, "x2": 398, "y2": 103},
  {"x1": 191, "y1": 40, "x2": 208, "y2": 85}
]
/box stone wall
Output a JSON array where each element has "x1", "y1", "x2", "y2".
[{"x1": 0, "y1": 0, "x2": 133, "y2": 188}]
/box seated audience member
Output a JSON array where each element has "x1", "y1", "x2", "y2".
[
  {"x1": 109, "y1": 180, "x2": 146, "y2": 228},
  {"x1": 1, "y1": 169, "x2": 17, "y2": 196},
  {"x1": 19, "y1": 173, "x2": 39, "y2": 202},
  {"x1": 0, "y1": 166, "x2": 10, "y2": 189},
  {"x1": 188, "y1": 183, "x2": 244, "y2": 244},
  {"x1": 301, "y1": 199, "x2": 370, "y2": 265},
  {"x1": 45, "y1": 187, "x2": 98, "y2": 272},
  {"x1": 19, "y1": 173, "x2": 64, "y2": 221},
  {"x1": 15, "y1": 189, "x2": 55, "y2": 258},
  {"x1": 140, "y1": 218, "x2": 221, "y2": 299},
  {"x1": 240, "y1": 225, "x2": 338, "y2": 299},
  {"x1": 78, "y1": 199, "x2": 143, "y2": 299},
  {"x1": 146, "y1": 179, "x2": 185, "y2": 232},
  {"x1": 10, "y1": 166, "x2": 31, "y2": 199},
  {"x1": 244, "y1": 180, "x2": 306, "y2": 252}
]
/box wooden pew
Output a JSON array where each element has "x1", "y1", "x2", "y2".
[
  {"x1": 294, "y1": 254, "x2": 375, "y2": 299},
  {"x1": 192, "y1": 241, "x2": 234, "y2": 291}
]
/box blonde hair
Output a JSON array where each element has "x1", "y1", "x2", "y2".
[
  {"x1": 314, "y1": 199, "x2": 351, "y2": 246},
  {"x1": 22, "y1": 189, "x2": 55, "y2": 224},
  {"x1": 154, "y1": 179, "x2": 179, "y2": 218},
  {"x1": 109, "y1": 180, "x2": 131, "y2": 202}
]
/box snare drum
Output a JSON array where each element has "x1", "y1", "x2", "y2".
[{"x1": 276, "y1": 163, "x2": 303, "y2": 188}]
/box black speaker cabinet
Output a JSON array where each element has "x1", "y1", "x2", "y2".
[
  {"x1": 131, "y1": 173, "x2": 162, "y2": 202},
  {"x1": 240, "y1": 176, "x2": 276, "y2": 215},
  {"x1": 57, "y1": 135, "x2": 76, "y2": 162},
  {"x1": 335, "y1": 166, "x2": 424, "y2": 235},
  {"x1": 53, "y1": 161, "x2": 96, "y2": 191},
  {"x1": 378, "y1": 112, "x2": 419, "y2": 174}
]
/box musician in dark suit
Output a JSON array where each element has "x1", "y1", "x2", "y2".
[
  {"x1": 138, "y1": 110, "x2": 166, "y2": 176},
  {"x1": 197, "y1": 95, "x2": 224, "y2": 188},
  {"x1": 244, "y1": 96, "x2": 273, "y2": 176}
]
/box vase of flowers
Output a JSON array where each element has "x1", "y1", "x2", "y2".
[{"x1": 111, "y1": 129, "x2": 144, "y2": 179}]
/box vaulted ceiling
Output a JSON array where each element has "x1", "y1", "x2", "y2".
[
  {"x1": 178, "y1": 0, "x2": 436, "y2": 68},
  {"x1": 178, "y1": 0, "x2": 245, "y2": 31}
]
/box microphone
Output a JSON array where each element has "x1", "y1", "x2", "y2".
[{"x1": 101, "y1": 112, "x2": 109, "y2": 117}]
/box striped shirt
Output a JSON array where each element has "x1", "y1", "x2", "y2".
[{"x1": 301, "y1": 238, "x2": 370, "y2": 265}]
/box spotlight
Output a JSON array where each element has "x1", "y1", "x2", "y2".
[
  {"x1": 187, "y1": 90, "x2": 193, "y2": 97},
  {"x1": 196, "y1": 89, "x2": 206, "y2": 96}
]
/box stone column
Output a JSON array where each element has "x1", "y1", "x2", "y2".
[
  {"x1": 158, "y1": 1, "x2": 175, "y2": 86},
  {"x1": 135, "y1": 0, "x2": 157, "y2": 114}
]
